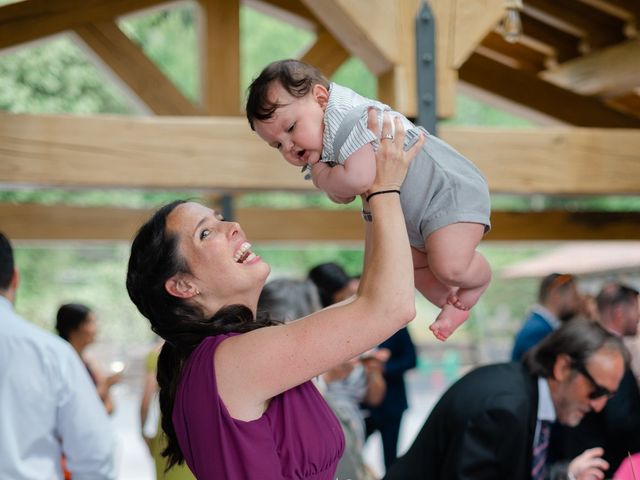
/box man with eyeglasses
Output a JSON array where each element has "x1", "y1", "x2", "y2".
[
  {"x1": 512, "y1": 273, "x2": 581, "y2": 361},
  {"x1": 549, "y1": 282, "x2": 640, "y2": 475},
  {"x1": 384, "y1": 319, "x2": 626, "y2": 480}
]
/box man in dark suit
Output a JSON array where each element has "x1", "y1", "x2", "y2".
[
  {"x1": 384, "y1": 319, "x2": 627, "y2": 480},
  {"x1": 512, "y1": 273, "x2": 581, "y2": 361},
  {"x1": 550, "y1": 282, "x2": 640, "y2": 474}
]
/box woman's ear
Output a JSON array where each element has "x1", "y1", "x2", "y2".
[
  {"x1": 165, "y1": 275, "x2": 199, "y2": 299},
  {"x1": 313, "y1": 84, "x2": 329, "y2": 109}
]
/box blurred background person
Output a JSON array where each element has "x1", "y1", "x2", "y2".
[
  {"x1": 259, "y1": 276, "x2": 385, "y2": 480},
  {"x1": 550, "y1": 281, "x2": 640, "y2": 473},
  {"x1": 0, "y1": 232, "x2": 115, "y2": 479},
  {"x1": 140, "y1": 340, "x2": 195, "y2": 480},
  {"x1": 56, "y1": 303, "x2": 121, "y2": 414},
  {"x1": 512, "y1": 273, "x2": 581, "y2": 361}
]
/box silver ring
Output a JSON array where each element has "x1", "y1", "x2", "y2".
[{"x1": 381, "y1": 134, "x2": 394, "y2": 140}]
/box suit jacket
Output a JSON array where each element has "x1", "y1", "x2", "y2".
[
  {"x1": 384, "y1": 362, "x2": 538, "y2": 480},
  {"x1": 512, "y1": 310, "x2": 556, "y2": 361},
  {"x1": 370, "y1": 327, "x2": 417, "y2": 419},
  {"x1": 549, "y1": 368, "x2": 640, "y2": 473}
]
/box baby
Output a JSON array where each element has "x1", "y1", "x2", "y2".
[{"x1": 246, "y1": 59, "x2": 491, "y2": 341}]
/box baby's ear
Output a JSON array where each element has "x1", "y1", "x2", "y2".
[{"x1": 313, "y1": 84, "x2": 329, "y2": 109}]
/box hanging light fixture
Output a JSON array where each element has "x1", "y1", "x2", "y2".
[{"x1": 501, "y1": 0, "x2": 523, "y2": 43}]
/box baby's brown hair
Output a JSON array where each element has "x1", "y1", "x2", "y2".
[{"x1": 245, "y1": 59, "x2": 329, "y2": 130}]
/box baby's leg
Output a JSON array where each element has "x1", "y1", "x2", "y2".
[
  {"x1": 426, "y1": 223, "x2": 492, "y2": 340},
  {"x1": 412, "y1": 247, "x2": 452, "y2": 308}
]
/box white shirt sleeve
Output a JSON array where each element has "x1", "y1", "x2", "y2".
[{"x1": 55, "y1": 346, "x2": 116, "y2": 480}]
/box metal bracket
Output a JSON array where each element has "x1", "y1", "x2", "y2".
[{"x1": 416, "y1": 1, "x2": 437, "y2": 134}]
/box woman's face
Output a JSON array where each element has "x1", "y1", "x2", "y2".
[
  {"x1": 73, "y1": 312, "x2": 97, "y2": 351},
  {"x1": 166, "y1": 202, "x2": 270, "y2": 312}
]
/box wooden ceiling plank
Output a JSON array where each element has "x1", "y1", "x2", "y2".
[
  {"x1": 523, "y1": 0, "x2": 626, "y2": 49},
  {"x1": 459, "y1": 51, "x2": 640, "y2": 128},
  {"x1": 2, "y1": 203, "x2": 639, "y2": 241},
  {"x1": 481, "y1": 31, "x2": 548, "y2": 73},
  {"x1": 299, "y1": 0, "x2": 392, "y2": 75},
  {"x1": 540, "y1": 37, "x2": 640, "y2": 98},
  {"x1": 74, "y1": 20, "x2": 202, "y2": 115},
  {"x1": 0, "y1": 0, "x2": 167, "y2": 50},
  {"x1": 198, "y1": 0, "x2": 241, "y2": 115},
  {"x1": 244, "y1": 0, "x2": 317, "y2": 23},
  {"x1": 577, "y1": 0, "x2": 640, "y2": 20},
  {"x1": 520, "y1": 12, "x2": 582, "y2": 63},
  {"x1": 2, "y1": 112, "x2": 640, "y2": 194},
  {"x1": 299, "y1": 28, "x2": 350, "y2": 77}
]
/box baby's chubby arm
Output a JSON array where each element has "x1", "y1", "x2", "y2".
[{"x1": 310, "y1": 144, "x2": 377, "y2": 200}]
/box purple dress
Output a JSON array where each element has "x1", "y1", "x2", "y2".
[{"x1": 173, "y1": 334, "x2": 345, "y2": 479}]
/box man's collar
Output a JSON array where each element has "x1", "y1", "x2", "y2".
[
  {"x1": 532, "y1": 304, "x2": 561, "y2": 329},
  {"x1": 537, "y1": 377, "x2": 556, "y2": 422}
]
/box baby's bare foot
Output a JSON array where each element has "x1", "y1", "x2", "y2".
[
  {"x1": 447, "y1": 294, "x2": 470, "y2": 311},
  {"x1": 429, "y1": 304, "x2": 470, "y2": 341}
]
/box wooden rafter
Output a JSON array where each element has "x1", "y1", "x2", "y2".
[
  {"x1": 523, "y1": 0, "x2": 627, "y2": 51},
  {"x1": 300, "y1": 27, "x2": 350, "y2": 77},
  {"x1": 0, "y1": 0, "x2": 168, "y2": 50},
  {"x1": 540, "y1": 37, "x2": 640, "y2": 98},
  {"x1": 74, "y1": 20, "x2": 202, "y2": 116},
  {"x1": 520, "y1": 12, "x2": 582, "y2": 63},
  {"x1": 459, "y1": 51, "x2": 640, "y2": 128},
  {"x1": 2, "y1": 112, "x2": 640, "y2": 195},
  {"x1": 197, "y1": 0, "x2": 241, "y2": 115},
  {"x1": 2, "y1": 203, "x2": 639, "y2": 242},
  {"x1": 481, "y1": 31, "x2": 548, "y2": 73}
]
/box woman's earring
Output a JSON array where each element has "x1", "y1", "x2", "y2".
[{"x1": 194, "y1": 289, "x2": 200, "y2": 296}]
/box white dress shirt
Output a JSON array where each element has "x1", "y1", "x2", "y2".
[{"x1": 0, "y1": 296, "x2": 116, "y2": 479}]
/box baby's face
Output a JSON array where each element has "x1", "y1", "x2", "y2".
[{"x1": 253, "y1": 82, "x2": 327, "y2": 168}]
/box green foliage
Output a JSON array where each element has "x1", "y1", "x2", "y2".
[{"x1": 0, "y1": 37, "x2": 131, "y2": 114}]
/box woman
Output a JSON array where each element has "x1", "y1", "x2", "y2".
[
  {"x1": 55, "y1": 303, "x2": 121, "y2": 414},
  {"x1": 126, "y1": 113, "x2": 423, "y2": 479}
]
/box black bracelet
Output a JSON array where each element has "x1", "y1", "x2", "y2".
[{"x1": 365, "y1": 189, "x2": 401, "y2": 203}]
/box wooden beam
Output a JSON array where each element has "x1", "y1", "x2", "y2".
[
  {"x1": 245, "y1": 0, "x2": 317, "y2": 24},
  {"x1": 481, "y1": 31, "x2": 548, "y2": 73},
  {"x1": 523, "y1": 0, "x2": 626, "y2": 50},
  {"x1": 2, "y1": 203, "x2": 639, "y2": 241},
  {"x1": 439, "y1": 125, "x2": 640, "y2": 195},
  {"x1": 299, "y1": 0, "x2": 393, "y2": 75},
  {"x1": 485, "y1": 211, "x2": 640, "y2": 241},
  {"x1": 2, "y1": 113, "x2": 640, "y2": 194},
  {"x1": 540, "y1": 38, "x2": 640, "y2": 98},
  {"x1": 520, "y1": 13, "x2": 582, "y2": 63},
  {"x1": 300, "y1": 28, "x2": 350, "y2": 78},
  {"x1": 0, "y1": 113, "x2": 305, "y2": 190},
  {"x1": 0, "y1": 0, "x2": 167, "y2": 50},
  {"x1": 459, "y1": 51, "x2": 640, "y2": 128},
  {"x1": 197, "y1": 0, "x2": 241, "y2": 115},
  {"x1": 74, "y1": 20, "x2": 202, "y2": 116}
]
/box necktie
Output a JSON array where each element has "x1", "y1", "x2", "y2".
[{"x1": 531, "y1": 420, "x2": 551, "y2": 480}]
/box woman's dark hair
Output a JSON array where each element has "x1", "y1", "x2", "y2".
[
  {"x1": 126, "y1": 200, "x2": 279, "y2": 469},
  {"x1": 56, "y1": 303, "x2": 91, "y2": 341},
  {"x1": 524, "y1": 318, "x2": 629, "y2": 378},
  {"x1": 308, "y1": 262, "x2": 351, "y2": 307},
  {"x1": 245, "y1": 59, "x2": 329, "y2": 130},
  {"x1": 0, "y1": 232, "x2": 14, "y2": 291}
]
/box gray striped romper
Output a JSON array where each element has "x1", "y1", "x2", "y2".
[{"x1": 318, "y1": 83, "x2": 491, "y2": 251}]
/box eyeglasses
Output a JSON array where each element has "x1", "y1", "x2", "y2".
[{"x1": 572, "y1": 362, "x2": 616, "y2": 400}]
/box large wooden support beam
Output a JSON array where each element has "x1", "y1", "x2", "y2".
[
  {"x1": 300, "y1": 28, "x2": 350, "y2": 78},
  {"x1": 2, "y1": 204, "x2": 639, "y2": 241},
  {"x1": 197, "y1": 0, "x2": 241, "y2": 115},
  {"x1": 0, "y1": 0, "x2": 167, "y2": 50},
  {"x1": 2, "y1": 113, "x2": 640, "y2": 194},
  {"x1": 459, "y1": 51, "x2": 640, "y2": 128},
  {"x1": 540, "y1": 38, "x2": 640, "y2": 98},
  {"x1": 440, "y1": 126, "x2": 640, "y2": 195},
  {"x1": 74, "y1": 21, "x2": 202, "y2": 116}
]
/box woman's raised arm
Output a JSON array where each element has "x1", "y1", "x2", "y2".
[{"x1": 216, "y1": 113, "x2": 425, "y2": 420}]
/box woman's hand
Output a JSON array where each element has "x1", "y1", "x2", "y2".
[
  {"x1": 567, "y1": 447, "x2": 609, "y2": 480},
  {"x1": 364, "y1": 110, "x2": 424, "y2": 200}
]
